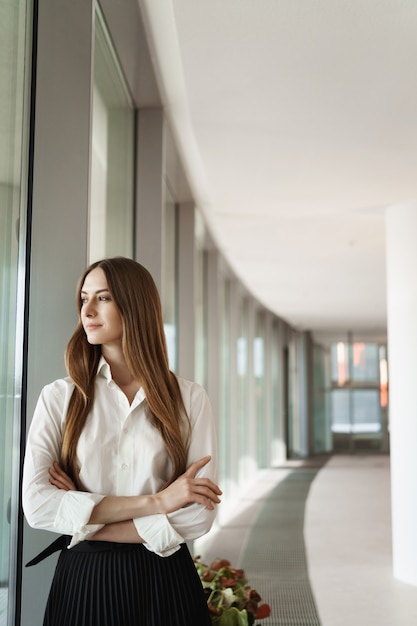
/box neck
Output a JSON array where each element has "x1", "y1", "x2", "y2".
[{"x1": 102, "y1": 346, "x2": 135, "y2": 386}]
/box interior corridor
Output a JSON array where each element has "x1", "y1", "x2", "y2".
[{"x1": 197, "y1": 455, "x2": 417, "y2": 626}]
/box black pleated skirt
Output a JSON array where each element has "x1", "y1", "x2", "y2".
[{"x1": 43, "y1": 541, "x2": 212, "y2": 626}]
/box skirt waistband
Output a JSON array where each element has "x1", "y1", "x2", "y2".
[
  {"x1": 71, "y1": 540, "x2": 143, "y2": 553},
  {"x1": 26, "y1": 535, "x2": 150, "y2": 567}
]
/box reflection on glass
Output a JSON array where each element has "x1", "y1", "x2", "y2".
[
  {"x1": 0, "y1": 0, "x2": 31, "y2": 623},
  {"x1": 89, "y1": 4, "x2": 134, "y2": 262},
  {"x1": 219, "y1": 279, "x2": 231, "y2": 491},
  {"x1": 330, "y1": 341, "x2": 388, "y2": 443},
  {"x1": 194, "y1": 213, "x2": 207, "y2": 387},
  {"x1": 237, "y1": 299, "x2": 249, "y2": 476},
  {"x1": 312, "y1": 343, "x2": 332, "y2": 453},
  {"x1": 351, "y1": 343, "x2": 379, "y2": 382},
  {"x1": 336, "y1": 342, "x2": 348, "y2": 385},
  {"x1": 254, "y1": 311, "x2": 266, "y2": 467},
  {"x1": 332, "y1": 341, "x2": 381, "y2": 384},
  {"x1": 331, "y1": 389, "x2": 381, "y2": 434},
  {"x1": 379, "y1": 346, "x2": 388, "y2": 408},
  {"x1": 162, "y1": 186, "x2": 177, "y2": 370}
]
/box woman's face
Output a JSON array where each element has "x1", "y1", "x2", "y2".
[{"x1": 80, "y1": 267, "x2": 124, "y2": 348}]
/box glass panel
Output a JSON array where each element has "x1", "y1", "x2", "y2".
[
  {"x1": 237, "y1": 298, "x2": 249, "y2": 478},
  {"x1": 331, "y1": 341, "x2": 381, "y2": 384},
  {"x1": 287, "y1": 331, "x2": 297, "y2": 457},
  {"x1": 331, "y1": 389, "x2": 382, "y2": 434},
  {"x1": 162, "y1": 186, "x2": 177, "y2": 370},
  {"x1": 331, "y1": 389, "x2": 351, "y2": 433},
  {"x1": 313, "y1": 343, "x2": 332, "y2": 452},
  {"x1": 0, "y1": 0, "x2": 32, "y2": 623},
  {"x1": 194, "y1": 249, "x2": 207, "y2": 386},
  {"x1": 352, "y1": 389, "x2": 381, "y2": 433},
  {"x1": 379, "y1": 345, "x2": 388, "y2": 408},
  {"x1": 89, "y1": 4, "x2": 134, "y2": 262},
  {"x1": 254, "y1": 311, "x2": 266, "y2": 467},
  {"x1": 270, "y1": 320, "x2": 284, "y2": 464},
  {"x1": 219, "y1": 279, "x2": 231, "y2": 491},
  {"x1": 194, "y1": 215, "x2": 207, "y2": 387},
  {"x1": 351, "y1": 343, "x2": 379, "y2": 382},
  {"x1": 331, "y1": 342, "x2": 349, "y2": 384}
]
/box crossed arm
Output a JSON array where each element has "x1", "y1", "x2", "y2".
[{"x1": 49, "y1": 456, "x2": 222, "y2": 543}]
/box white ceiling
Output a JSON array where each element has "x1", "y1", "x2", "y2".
[{"x1": 139, "y1": 0, "x2": 417, "y2": 337}]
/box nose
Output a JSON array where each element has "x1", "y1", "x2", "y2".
[{"x1": 83, "y1": 300, "x2": 96, "y2": 318}]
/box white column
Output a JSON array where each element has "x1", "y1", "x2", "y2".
[{"x1": 386, "y1": 202, "x2": 417, "y2": 586}]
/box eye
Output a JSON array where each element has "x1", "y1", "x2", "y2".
[
  {"x1": 99, "y1": 295, "x2": 111, "y2": 302},
  {"x1": 80, "y1": 297, "x2": 88, "y2": 305}
]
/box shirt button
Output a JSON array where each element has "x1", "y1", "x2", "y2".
[
  {"x1": 121, "y1": 463, "x2": 129, "y2": 471},
  {"x1": 123, "y1": 427, "x2": 129, "y2": 434}
]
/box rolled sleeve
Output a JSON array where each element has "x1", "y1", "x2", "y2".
[
  {"x1": 55, "y1": 491, "x2": 105, "y2": 548},
  {"x1": 133, "y1": 514, "x2": 183, "y2": 557},
  {"x1": 22, "y1": 381, "x2": 106, "y2": 546},
  {"x1": 133, "y1": 383, "x2": 218, "y2": 557},
  {"x1": 167, "y1": 383, "x2": 218, "y2": 542}
]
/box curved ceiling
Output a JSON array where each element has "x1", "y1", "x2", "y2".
[{"x1": 139, "y1": 0, "x2": 417, "y2": 336}]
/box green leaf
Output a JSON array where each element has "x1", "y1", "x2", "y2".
[{"x1": 216, "y1": 607, "x2": 249, "y2": 626}]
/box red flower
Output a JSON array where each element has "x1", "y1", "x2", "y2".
[
  {"x1": 256, "y1": 603, "x2": 272, "y2": 619},
  {"x1": 249, "y1": 589, "x2": 261, "y2": 603},
  {"x1": 210, "y1": 559, "x2": 231, "y2": 571},
  {"x1": 202, "y1": 569, "x2": 216, "y2": 582},
  {"x1": 244, "y1": 600, "x2": 258, "y2": 615},
  {"x1": 219, "y1": 576, "x2": 237, "y2": 588}
]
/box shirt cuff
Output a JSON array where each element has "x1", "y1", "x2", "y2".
[
  {"x1": 133, "y1": 514, "x2": 184, "y2": 557},
  {"x1": 55, "y1": 490, "x2": 105, "y2": 547}
]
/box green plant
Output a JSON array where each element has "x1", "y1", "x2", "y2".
[{"x1": 194, "y1": 557, "x2": 271, "y2": 626}]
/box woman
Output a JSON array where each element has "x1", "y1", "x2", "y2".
[{"x1": 23, "y1": 256, "x2": 221, "y2": 626}]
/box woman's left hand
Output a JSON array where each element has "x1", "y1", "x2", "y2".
[{"x1": 49, "y1": 461, "x2": 77, "y2": 491}]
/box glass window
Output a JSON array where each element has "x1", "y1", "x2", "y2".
[
  {"x1": 194, "y1": 214, "x2": 207, "y2": 387},
  {"x1": 162, "y1": 186, "x2": 178, "y2": 370},
  {"x1": 330, "y1": 340, "x2": 387, "y2": 450},
  {"x1": 219, "y1": 279, "x2": 231, "y2": 490},
  {"x1": 331, "y1": 389, "x2": 382, "y2": 434},
  {"x1": 313, "y1": 343, "x2": 332, "y2": 452},
  {"x1": 89, "y1": 4, "x2": 134, "y2": 262},
  {"x1": 237, "y1": 298, "x2": 249, "y2": 476},
  {"x1": 331, "y1": 341, "x2": 381, "y2": 384},
  {"x1": 351, "y1": 343, "x2": 380, "y2": 382},
  {"x1": 254, "y1": 311, "x2": 267, "y2": 467},
  {"x1": 0, "y1": 0, "x2": 32, "y2": 623},
  {"x1": 270, "y1": 320, "x2": 284, "y2": 464}
]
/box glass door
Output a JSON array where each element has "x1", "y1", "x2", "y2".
[{"x1": 0, "y1": 0, "x2": 33, "y2": 623}]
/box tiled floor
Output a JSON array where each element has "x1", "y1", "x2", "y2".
[
  {"x1": 0, "y1": 588, "x2": 7, "y2": 626},
  {"x1": 196, "y1": 455, "x2": 417, "y2": 626}
]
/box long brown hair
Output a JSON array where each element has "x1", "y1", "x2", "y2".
[{"x1": 61, "y1": 257, "x2": 190, "y2": 488}]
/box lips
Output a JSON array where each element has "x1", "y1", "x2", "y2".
[{"x1": 86, "y1": 324, "x2": 102, "y2": 330}]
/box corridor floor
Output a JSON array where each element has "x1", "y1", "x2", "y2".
[{"x1": 196, "y1": 455, "x2": 417, "y2": 626}]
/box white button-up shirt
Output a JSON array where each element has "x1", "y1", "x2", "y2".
[{"x1": 22, "y1": 358, "x2": 218, "y2": 557}]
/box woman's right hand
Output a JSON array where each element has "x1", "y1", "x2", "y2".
[{"x1": 154, "y1": 455, "x2": 222, "y2": 514}]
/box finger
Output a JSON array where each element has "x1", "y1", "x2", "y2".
[
  {"x1": 193, "y1": 485, "x2": 222, "y2": 504},
  {"x1": 193, "y1": 478, "x2": 222, "y2": 495},
  {"x1": 49, "y1": 465, "x2": 68, "y2": 482},
  {"x1": 49, "y1": 464, "x2": 75, "y2": 490},
  {"x1": 184, "y1": 455, "x2": 211, "y2": 478}
]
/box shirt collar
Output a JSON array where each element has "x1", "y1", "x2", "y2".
[
  {"x1": 97, "y1": 355, "x2": 147, "y2": 404},
  {"x1": 97, "y1": 355, "x2": 112, "y2": 382}
]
